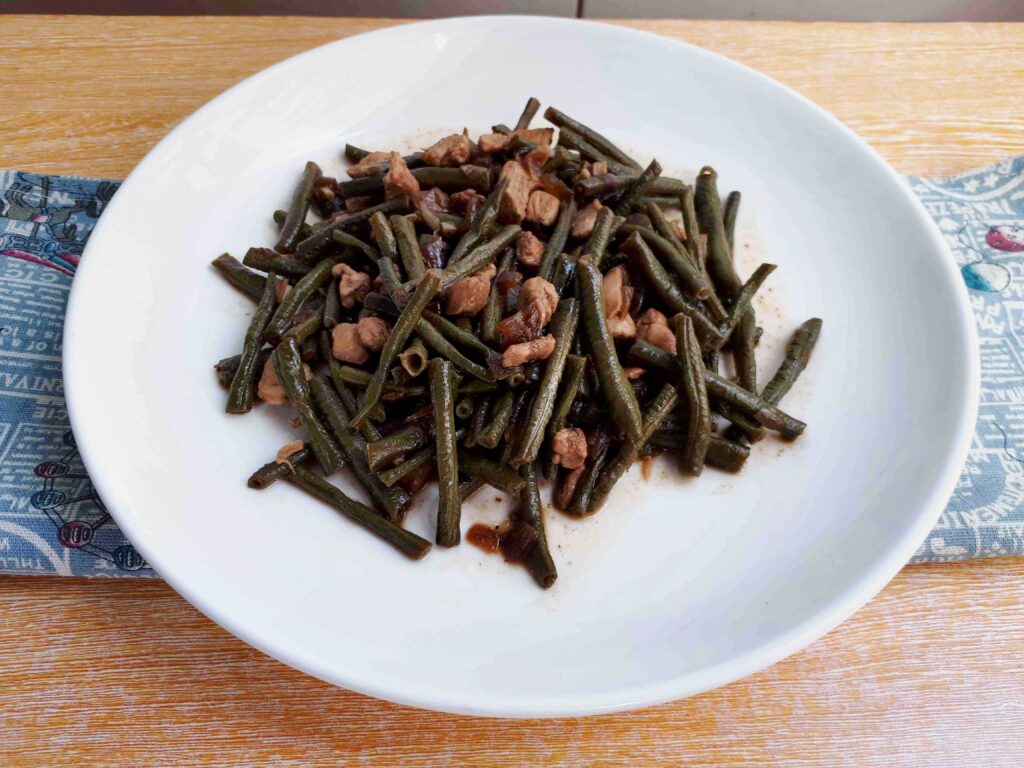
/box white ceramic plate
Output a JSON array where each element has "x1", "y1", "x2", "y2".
[{"x1": 64, "y1": 17, "x2": 978, "y2": 717}]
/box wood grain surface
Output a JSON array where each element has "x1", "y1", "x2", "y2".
[{"x1": 2, "y1": 15, "x2": 1024, "y2": 767}]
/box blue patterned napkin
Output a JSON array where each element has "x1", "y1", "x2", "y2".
[{"x1": 0, "y1": 159, "x2": 1021, "y2": 577}]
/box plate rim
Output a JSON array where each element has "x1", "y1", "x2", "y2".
[{"x1": 63, "y1": 15, "x2": 981, "y2": 718}]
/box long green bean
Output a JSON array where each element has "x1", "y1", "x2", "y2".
[
  {"x1": 274, "y1": 209, "x2": 313, "y2": 242},
  {"x1": 543, "y1": 107, "x2": 640, "y2": 170},
  {"x1": 538, "y1": 198, "x2": 576, "y2": 281},
  {"x1": 247, "y1": 445, "x2": 312, "y2": 489},
  {"x1": 365, "y1": 425, "x2": 428, "y2": 471},
  {"x1": 673, "y1": 314, "x2": 711, "y2": 475},
  {"x1": 723, "y1": 190, "x2": 741, "y2": 252},
  {"x1": 618, "y1": 225, "x2": 710, "y2": 300},
  {"x1": 421, "y1": 309, "x2": 494, "y2": 359},
  {"x1": 481, "y1": 247, "x2": 515, "y2": 343},
  {"x1": 296, "y1": 198, "x2": 409, "y2": 259},
  {"x1": 762, "y1": 318, "x2": 823, "y2": 404},
  {"x1": 448, "y1": 178, "x2": 508, "y2": 265},
  {"x1": 243, "y1": 247, "x2": 310, "y2": 279},
  {"x1": 515, "y1": 97, "x2": 541, "y2": 130},
  {"x1": 389, "y1": 214, "x2": 424, "y2": 280},
  {"x1": 649, "y1": 432, "x2": 751, "y2": 473},
  {"x1": 577, "y1": 259, "x2": 643, "y2": 442},
  {"x1": 615, "y1": 158, "x2": 662, "y2": 215},
  {"x1": 212, "y1": 253, "x2": 268, "y2": 301},
  {"x1": 397, "y1": 337, "x2": 429, "y2": 377},
  {"x1": 273, "y1": 338, "x2": 345, "y2": 474},
  {"x1": 415, "y1": 318, "x2": 492, "y2": 382},
  {"x1": 476, "y1": 391, "x2": 514, "y2": 450},
  {"x1": 458, "y1": 449, "x2": 526, "y2": 494},
  {"x1": 308, "y1": 376, "x2": 411, "y2": 520},
  {"x1": 511, "y1": 298, "x2": 579, "y2": 467},
  {"x1": 351, "y1": 270, "x2": 441, "y2": 428},
  {"x1": 575, "y1": 174, "x2": 687, "y2": 199},
  {"x1": 265, "y1": 256, "x2": 337, "y2": 343},
  {"x1": 287, "y1": 465, "x2": 430, "y2": 560},
  {"x1": 276, "y1": 161, "x2": 321, "y2": 253},
  {"x1": 226, "y1": 274, "x2": 277, "y2": 414},
  {"x1": 519, "y1": 463, "x2": 557, "y2": 589},
  {"x1": 588, "y1": 383, "x2": 678, "y2": 512},
  {"x1": 718, "y1": 263, "x2": 776, "y2": 343},
  {"x1": 429, "y1": 359, "x2": 460, "y2": 547}
]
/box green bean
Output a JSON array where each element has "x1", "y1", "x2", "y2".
[
  {"x1": 615, "y1": 159, "x2": 662, "y2": 215},
  {"x1": 492, "y1": 123, "x2": 513, "y2": 135},
  {"x1": 588, "y1": 383, "x2": 678, "y2": 512},
  {"x1": 397, "y1": 338, "x2": 429, "y2": 377},
  {"x1": 673, "y1": 314, "x2": 711, "y2": 475},
  {"x1": 429, "y1": 359, "x2": 460, "y2": 546},
  {"x1": 515, "y1": 97, "x2": 541, "y2": 130},
  {"x1": 621, "y1": 232, "x2": 721, "y2": 347},
  {"x1": 225, "y1": 275, "x2": 276, "y2": 414},
  {"x1": 629, "y1": 340, "x2": 805, "y2": 438},
  {"x1": 377, "y1": 256, "x2": 407, "y2": 303},
  {"x1": 286, "y1": 465, "x2": 430, "y2": 560},
  {"x1": 276, "y1": 161, "x2": 321, "y2": 253},
  {"x1": 555, "y1": 128, "x2": 634, "y2": 175},
  {"x1": 247, "y1": 445, "x2": 312, "y2": 489},
  {"x1": 519, "y1": 463, "x2": 557, "y2": 589},
  {"x1": 695, "y1": 167, "x2": 740, "y2": 296},
  {"x1": 678, "y1": 186, "x2": 701, "y2": 266},
  {"x1": 481, "y1": 247, "x2": 515, "y2": 343},
  {"x1": 369, "y1": 211, "x2": 399, "y2": 263},
  {"x1": 332, "y1": 230, "x2": 380, "y2": 262},
  {"x1": 389, "y1": 214, "x2": 424, "y2": 280},
  {"x1": 308, "y1": 376, "x2": 411, "y2": 520},
  {"x1": 322, "y1": 277, "x2": 341, "y2": 329},
  {"x1": 335, "y1": 365, "x2": 425, "y2": 396},
  {"x1": 618, "y1": 225, "x2": 711, "y2": 300},
  {"x1": 265, "y1": 256, "x2": 337, "y2": 343},
  {"x1": 464, "y1": 394, "x2": 490, "y2": 448},
  {"x1": 212, "y1": 253, "x2": 268, "y2": 302},
  {"x1": 718, "y1": 264, "x2": 776, "y2": 343},
  {"x1": 567, "y1": 429, "x2": 613, "y2": 516},
  {"x1": 378, "y1": 445, "x2": 434, "y2": 487},
  {"x1": 351, "y1": 269, "x2": 441, "y2": 428},
  {"x1": 449, "y1": 178, "x2": 508, "y2": 265},
  {"x1": 421, "y1": 310, "x2": 495, "y2": 359},
  {"x1": 319, "y1": 330, "x2": 350, "y2": 400},
  {"x1": 577, "y1": 259, "x2": 643, "y2": 442},
  {"x1": 586, "y1": 206, "x2": 618, "y2": 266},
  {"x1": 366, "y1": 425, "x2": 427, "y2": 471},
  {"x1": 455, "y1": 395, "x2": 475, "y2": 421},
  {"x1": 639, "y1": 196, "x2": 681, "y2": 209},
  {"x1": 273, "y1": 338, "x2": 345, "y2": 474},
  {"x1": 437, "y1": 225, "x2": 520, "y2": 293},
  {"x1": 243, "y1": 247, "x2": 310, "y2": 279},
  {"x1": 280, "y1": 303, "x2": 324, "y2": 347},
  {"x1": 575, "y1": 174, "x2": 687, "y2": 199},
  {"x1": 542, "y1": 353, "x2": 587, "y2": 478},
  {"x1": 415, "y1": 319, "x2": 492, "y2": 382},
  {"x1": 734, "y1": 311, "x2": 758, "y2": 393},
  {"x1": 649, "y1": 432, "x2": 751, "y2": 473},
  {"x1": 363, "y1": 291, "x2": 399, "y2": 317},
  {"x1": 543, "y1": 107, "x2": 640, "y2": 170},
  {"x1": 644, "y1": 201, "x2": 690, "y2": 268},
  {"x1": 552, "y1": 253, "x2": 578, "y2": 297},
  {"x1": 458, "y1": 449, "x2": 527, "y2": 494},
  {"x1": 274, "y1": 209, "x2": 313, "y2": 242},
  {"x1": 296, "y1": 198, "x2": 409, "y2": 259},
  {"x1": 762, "y1": 318, "x2": 823, "y2": 405},
  {"x1": 476, "y1": 391, "x2": 514, "y2": 450},
  {"x1": 723, "y1": 190, "x2": 741, "y2": 252},
  {"x1": 511, "y1": 299, "x2": 579, "y2": 467},
  {"x1": 538, "y1": 198, "x2": 576, "y2": 281}
]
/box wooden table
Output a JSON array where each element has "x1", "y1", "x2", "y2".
[{"x1": 3, "y1": 16, "x2": 1024, "y2": 766}]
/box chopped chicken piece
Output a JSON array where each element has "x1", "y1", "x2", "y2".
[
  {"x1": 516, "y1": 231, "x2": 545, "y2": 267},
  {"x1": 444, "y1": 264, "x2": 496, "y2": 316},
  {"x1": 502, "y1": 334, "x2": 556, "y2": 367},
  {"x1": 421, "y1": 133, "x2": 474, "y2": 167},
  {"x1": 449, "y1": 188, "x2": 485, "y2": 215},
  {"x1": 518, "y1": 276, "x2": 558, "y2": 325},
  {"x1": 332, "y1": 263, "x2": 371, "y2": 309},
  {"x1": 592, "y1": 161, "x2": 608, "y2": 176},
  {"x1": 551, "y1": 427, "x2": 588, "y2": 470},
  {"x1": 257, "y1": 356, "x2": 287, "y2": 405},
  {"x1": 383, "y1": 151, "x2": 420, "y2": 200},
  {"x1": 622, "y1": 366, "x2": 646, "y2": 380},
  {"x1": 497, "y1": 161, "x2": 538, "y2": 224},
  {"x1": 636, "y1": 308, "x2": 677, "y2": 354},
  {"x1": 554, "y1": 464, "x2": 585, "y2": 510},
  {"x1": 274, "y1": 277, "x2": 291, "y2": 304},
  {"x1": 418, "y1": 187, "x2": 450, "y2": 214},
  {"x1": 275, "y1": 439, "x2": 305, "y2": 467},
  {"x1": 513, "y1": 128, "x2": 554, "y2": 147},
  {"x1": 331, "y1": 322, "x2": 370, "y2": 365},
  {"x1": 571, "y1": 199, "x2": 604, "y2": 240},
  {"x1": 525, "y1": 190, "x2": 560, "y2": 226},
  {"x1": 601, "y1": 265, "x2": 636, "y2": 339},
  {"x1": 478, "y1": 133, "x2": 510, "y2": 153},
  {"x1": 356, "y1": 316, "x2": 391, "y2": 352}
]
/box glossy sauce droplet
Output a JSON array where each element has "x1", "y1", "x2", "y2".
[{"x1": 466, "y1": 524, "x2": 500, "y2": 553}]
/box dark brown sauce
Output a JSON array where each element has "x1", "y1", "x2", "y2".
[{"x1": 467, "y1": 524, "x2": 500, "y2": 553}]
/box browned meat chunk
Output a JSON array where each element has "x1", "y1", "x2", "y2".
[
  {"x1": 525, "y1": 190, "x2": 560, "y2": 226},
  {"x1": 571, "y1": 199, "x2": 604, "y2": 240},
  {"x1": 517, "y1": 231, "x2": 545, "y2": 267},
  {"x1": 332, "y1": 263, "x2": 371, "y2": 310},
  {"x1": 444, "y1": 264, "x2": 496, "y2": 316},
  {"x1": 518, "y1": 276, "x2": 558, "y2": 325},
  {"x1": 356, "y1": 316, "x2": 391, "y2": 352},
  {"x1": 383, "y1": 151, "x2": 420, "y2": 200},
  {"x1": 551, "y1": 427, "x2": 588, "y2": 470},
  {"x1": 275, "y1": 439, "x2": 305, "y2": 467},
  {"x1": 601, "y1": 265, "x2": 636, "y2": 339},
  {"x1": 497, "y1": 161, "x2": 538, "y2": 224},
  {"x1": 418, "y1": 187, "x2": 450, "y2": 215},
  {"x1": 346, "y1": 151, "x2": 391, "y2": 178},
  {"x1": 257, "y1": 356, "x2": 287, "y2": 405},
  {"x1": 502, "y1": 334, "x2": 556, "y2": 367},
  {"x1": 421, "y1": 133, "x2": 474, "y2": 167},
  {"x1": 331, "y1": 323, "x2": 370, "y2": 365},
  {"x1": 636, "y1": 308, "x2": 676, "y2": 354}
]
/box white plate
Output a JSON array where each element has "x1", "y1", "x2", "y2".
[{"x1": 64, "y1": 17, "x2": 978, "y2": 717}]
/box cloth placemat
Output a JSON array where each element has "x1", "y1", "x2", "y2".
[{"x1": 0, "y1": 160, "x2": 1020, "y2": 577}]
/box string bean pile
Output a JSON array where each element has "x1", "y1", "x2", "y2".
[{"x1": 213, "y1": 99, "x2": 822, "y2": 589}]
